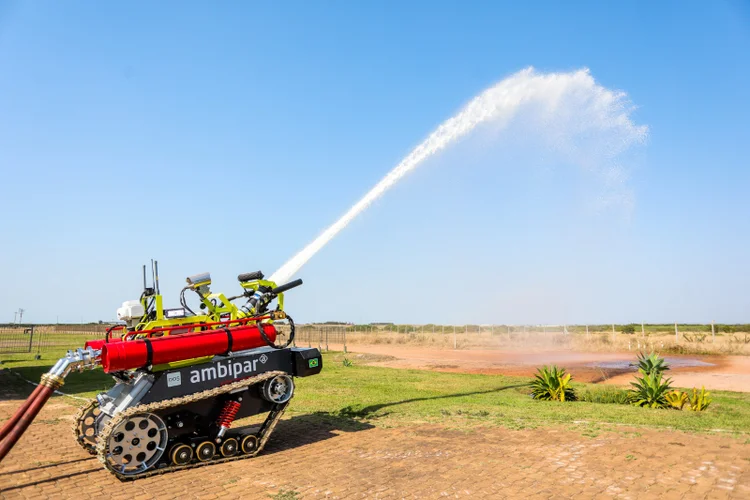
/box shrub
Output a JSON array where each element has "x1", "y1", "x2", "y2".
[
  {"x1": 629, "y1": 371, "x2": 673, "y2": 408},
  {"x1": 342, "y1": 358, "x2": 353, "y2": 367},
  {"x1": 682, "y1": 333, "x2": 707, "y2": 343},
  {"x1": 687, "y1": 386, "x2": 712, "y2": 411},
  {"x1": 531, "y1": 365, "x2": 576, "y2": 402},
  {"x1": 635, "y1": 352, "x2": 670, "y2": 377},
  {"x1": 665, "y1": 390, "x2": 689, "y2": 410}
]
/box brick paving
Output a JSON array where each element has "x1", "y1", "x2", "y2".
[{"x1": 1, "y1": 393, "x2": 749, "y2": 499}]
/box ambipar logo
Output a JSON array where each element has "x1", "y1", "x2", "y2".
[{"x1": 188, "y1": 358, "x2": 260, "y2": 384}]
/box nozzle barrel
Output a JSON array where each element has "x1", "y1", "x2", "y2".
[{"x1": 272, "y1": 279, "x2": 303, "y2": 295}]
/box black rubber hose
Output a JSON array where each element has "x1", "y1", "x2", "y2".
[
  {"x1": 179, "y1": 287, "x2": 197, "y2": 316},
  {"x1": 256, "y1": 314, "x2": 295, "y2": 349}
]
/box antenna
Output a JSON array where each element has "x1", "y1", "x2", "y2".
[
  {"x1": 154, "y1": 260, "x2": 160, "y2": 295},
  {"x1": 142, "y1": 265, "x2": 147, "y2": 291},
  {"x1": 151, "y1": 259, "x2": 156, "y2": 292}
]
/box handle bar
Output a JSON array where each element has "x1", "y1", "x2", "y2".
[{"x1": 272, "y1": 279, "x2": 303, "y2": 295}]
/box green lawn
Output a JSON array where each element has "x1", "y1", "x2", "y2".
[{"x1": 3, "y1": 349, "x2": 749, "y2": 436}]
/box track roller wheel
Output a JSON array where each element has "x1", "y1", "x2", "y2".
[
  {"x1": 170, "y1": 444, "x2": 193, "y2": 465},
  {"x1": 220, "y1": 437, "x2": 239, "y2": 457},
  {"x1": 241, "y1": 434, "x2": 258, "y2": 454},
  {"x1": 196, "y1": 441, "x2": 216, "y2": 462}
]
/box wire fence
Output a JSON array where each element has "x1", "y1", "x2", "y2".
[
  {"x1": 0, "y1": 325, "x2": 109, "y2": 356},
  {"x1": 2, "y1": 322, "x2": 749, "y2": 357}
]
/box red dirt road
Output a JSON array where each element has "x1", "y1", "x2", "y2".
[
  {"x1": 334, "y1": 344, "x2": 750, "y2": 392},
  {"x1": 1, "y1": 391, "x2": 749, "y2": 499}
]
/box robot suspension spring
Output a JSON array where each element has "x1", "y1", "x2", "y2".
[{"x1": 216, "y1": 400, "x2": 241, "y2": 438}]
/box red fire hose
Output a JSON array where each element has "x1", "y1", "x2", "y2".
[
  {"x1": 0, "y1": 383, "x2": 57, "y2": 462},
  {"x1": 0, "y1": 383, "x2": 43, "y2": 441}
]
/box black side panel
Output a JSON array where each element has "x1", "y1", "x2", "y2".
[
  {"x1": 143, "y1": 348, "x2": 292, "y2": 404},
  {"x1": 293, "y1": 348, "x2": 322, "y2": 377},
  {"x1": 142, "y1": 347, "x2": 323, "y2": 404}
]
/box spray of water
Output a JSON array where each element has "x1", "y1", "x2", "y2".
[{"x1": 270, "y1": 67, "x2": 647, "y2": 284}]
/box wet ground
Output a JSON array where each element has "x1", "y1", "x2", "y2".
[{"x1": 331, "y1": 344, "x2": 750, "y2": 392}]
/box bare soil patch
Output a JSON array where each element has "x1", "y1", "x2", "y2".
[{"x1": 333, "y1": 343, "x2": 750, "y2": 392}]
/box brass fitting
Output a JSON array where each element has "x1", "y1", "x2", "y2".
[
  {"x1": 270, "y1": 310, "x2": 287, "y2": 320},
  {"x1": 39, "y1": 373, "x2": 65, "y2": 390}
]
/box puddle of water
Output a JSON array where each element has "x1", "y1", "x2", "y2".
[{"x1": 589, "y1": 357, "x2": 714, "y2": 370}]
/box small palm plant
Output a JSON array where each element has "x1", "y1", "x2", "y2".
[
  {"x1": 531, "y1": 365, "x2": 576, "y2": 402},
  {"x1": 635, "y1": 352, "x2": 670, "y2": 376},
  {"x1": 665, "y1": 390, "x2": 689, "y2": 410},
  {"x1": 687, "y1": 386, "x2": 712, "y2": 411},
  {"x1": 629, "y1": 370, "x2": 673, "y2": 408}
]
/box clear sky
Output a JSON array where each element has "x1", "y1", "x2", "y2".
[{"x1": 1, "y1": 1, "x2": 748, "y2": 325}]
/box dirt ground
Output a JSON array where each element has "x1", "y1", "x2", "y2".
[
  {"x1": 1, "y1": 387, "x2": 749, "y2": 499},
  {"x1": 333, "y1": 344, "x2": 750, "y2": 393}
]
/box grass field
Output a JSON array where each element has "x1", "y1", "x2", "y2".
[{"x1": 3, "y1": 348, "x2": 750, "y2": 437}]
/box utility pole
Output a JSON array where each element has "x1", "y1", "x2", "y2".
[
  {"x1": 18, "y1": 308, "x2": 24, "y2": 325},
  {"x1": 13, "y1": 311, "x2": 17, "y2": 325},
  {"x1": 711, "y1": 320, "x2": 715, "y2": 343}
]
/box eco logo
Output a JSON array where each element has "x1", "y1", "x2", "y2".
[{"x1": 308, "y1": 358, "x2": 319, "y2": 368}]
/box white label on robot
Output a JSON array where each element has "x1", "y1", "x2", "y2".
[{"x1": 167, "y1": 372, "x2": 182, "y2": 387}]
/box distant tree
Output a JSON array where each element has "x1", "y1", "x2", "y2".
[{"x1": 621, "y1": 324, "x2": 636, "y2": 335}]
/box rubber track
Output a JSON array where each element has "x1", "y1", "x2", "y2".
[
  {"x1": 72, "y1": 398, "x2": 99, "y2": 455},
  {"x1": 95, "y1": 370, "x2": 289, "y2": 481}
]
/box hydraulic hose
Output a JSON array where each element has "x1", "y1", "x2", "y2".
[
  {"x1": 0, "y1": 384, "x2": 56, "y2": 462},
  {"x1": 0, "y1": 383, "x2": 43, "y2": 441},
  {"x1": 257, "y1": 314, "x2": 295, "y2": 350}
]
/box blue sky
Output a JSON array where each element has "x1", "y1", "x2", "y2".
[{"x1": 1, "y1": 1, "x2": 748, "y2": 325}]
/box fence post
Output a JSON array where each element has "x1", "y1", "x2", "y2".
[
  {"x1": 27, "y1": 325, "x2": 34, "y2": 353},
  {"x1": 34, "y1": 325, "x2": 42, "y2": 359},
  {"x1": 343, "y1": 326, "x2": 347, "y2": 353},
  {"x1": 641, "y1": 322, "x2": 645, "y2": 337},
  {"x1": 711, "y1": 320, "x2": 715, "y2": 343},
  {"x1": 325, "y1": 327, "x2": 329, "y2": 352},
  {"x1": 675, "y1": 322, "x2": 679, "y2": 342},
  {"x1": 586, "y1": 325, "x2": 589, "y2": 338},
  {"x1": 453, "y1": 326, "x2": 457, "y2": 350}
]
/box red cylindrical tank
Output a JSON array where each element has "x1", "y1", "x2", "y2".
[
  {"x1": 85, "y1": 339, "x2": 109, "y2": 350},
  {"x1": 100, "y1": 324, "x2": 277, "y2": 373}
]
